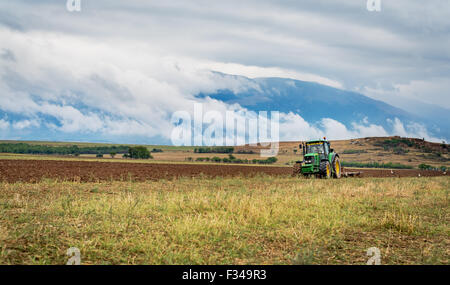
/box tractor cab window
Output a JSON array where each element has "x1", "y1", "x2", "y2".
[
  {"x1": 324, "y1": 143, "x2": 330, "y2": 155},
  {"x1": 306, "y1": 143, "x2": 325, "y2": 154}
]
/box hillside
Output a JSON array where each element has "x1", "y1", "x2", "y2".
[{"x1": 235, "y1": 136, "x2": 449, "y2": 168}]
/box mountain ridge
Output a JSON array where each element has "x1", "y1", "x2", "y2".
[{"x1": 198, "y1": 74, "x2": 448, "y2": 141}]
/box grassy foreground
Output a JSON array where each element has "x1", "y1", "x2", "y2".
[{"x1": 0, "y1": 176, "x2": 448, "y2": 265}]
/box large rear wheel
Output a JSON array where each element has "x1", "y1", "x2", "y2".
[
  {"x1": 333, "y1": 157, "x2": 342, "y2": 179},
  {"x1": 319, "y1": 160, "x2": 332, "y2": 179}
]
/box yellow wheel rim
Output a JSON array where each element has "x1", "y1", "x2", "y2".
[
  {"x1": 336, "y1": 161, "x2": 340, "y2": 175},
  {"x1": 326, "y1": 164, "x2": 330, "y2": 177}
]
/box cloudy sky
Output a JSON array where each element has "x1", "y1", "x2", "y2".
[{"x1": 0, "y1": 0, "x2": 449, "y2": 143}]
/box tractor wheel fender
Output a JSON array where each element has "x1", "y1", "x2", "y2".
[{"x1": 331, "y1": 153, "x2": 339, "y2": 162}]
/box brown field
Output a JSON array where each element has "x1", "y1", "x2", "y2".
[{"x1": 0, "y1": 159, "x2": 448, "y2": 183}]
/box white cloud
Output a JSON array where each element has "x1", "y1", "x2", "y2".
[
  {"x1": 277, "y1": 112, "x2": 322, "y2": 141},
  {"x1": 0, "y1": 28, "x2": 246, "y2": 139},
  {"x1": 362, "y1": 78, "x2": 450, "y2": 110},
  {"x1": 350, "y1": 121, "x2": 389, "y2": 138},
  {"x1": 277, "y1": 113, "x2": 441, "y2": 142},
  {"x1": 0, "y1": 119, "x2": 9, "y2": 130},
  {"x1": 277, "y1": 113, "x2": 388, "y2": 141},
  {"x1": 388, "y1": 118, "x2": 443, "y2": 143},
  {"x1": 12, "y1": 119, "x2": 39, "y2": 130},
  {"x1": 198, "y1": 62, "x2": 343, "y2": 89}
]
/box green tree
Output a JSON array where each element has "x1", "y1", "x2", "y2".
[
  {"x1": 418, "y1": 163, "x2": 432, "y2": 170},
  {"x1": 211, "y1": 157, "x2": 222, "y2": 162},
  {"x1": 128, "y1": 146, "x2": 152, "y2": 159}
]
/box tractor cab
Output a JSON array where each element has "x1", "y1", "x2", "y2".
[
  {"x1": 305, "y1": 140, "x2": 330, "y2": 159},
  {"x1": 301, "y1": 139, "x2": 332, "y2": 163}
]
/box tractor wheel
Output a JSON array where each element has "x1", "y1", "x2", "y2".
[
  {"x1": 292, "y1": 162, "x2": 302, "y2": 177},
  {"x1": 333, "y1": 157, "x2": 342, "y2": 179},
  {"x1": 319, "y1": 160, "x2": 332, "y2": 179}
]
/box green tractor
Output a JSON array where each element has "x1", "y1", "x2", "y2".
[{"x1": 293, "y1": 138, "x2": 342, "y2": 179}]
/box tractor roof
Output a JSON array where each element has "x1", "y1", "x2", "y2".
[{"x1": 306, "y1": 139, "x2": 327, "y2": 144}]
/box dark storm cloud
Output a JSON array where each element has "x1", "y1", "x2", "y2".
[{"x1": 0, "y1": 0, "x2": 449, "y2": 108}]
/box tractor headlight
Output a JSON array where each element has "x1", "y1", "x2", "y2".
[{"x1": 304, "y1": 156, "x2": 314, "y2": 164}]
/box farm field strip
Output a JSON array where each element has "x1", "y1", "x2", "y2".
[
  {"x1": 0, "y1": 153, "x2": 285, "y2": 167},
  {"x1": 0, "y1": 159, "x2": 448, "y2": 183}
]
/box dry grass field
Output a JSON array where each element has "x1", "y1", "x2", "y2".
[
  {"x1": 0, "y1": 175, "x2": 448, "y2": 265},
  {"x1": 0, "y1": 137, "x2": 448, "y2": 265}
]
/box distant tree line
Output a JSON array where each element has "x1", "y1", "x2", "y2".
[
  {"x1": 187, "y1": 154, "x2": 277, "y2": 164},
  {"x1": 194, "y1": 147, "x2": 234, "y2": 154},
  {"x1": 419, "y1": 164, "x2": 447, "y2": 171},
  {"x1": 0, "y1": 143, "x2": 129, "y2": 156},
  {"x1": 342, "y1": 149, "x2": 368, "y2": 154},
  {"x1": 235, "y1": 150, "x2": 255, "y2": 154}
]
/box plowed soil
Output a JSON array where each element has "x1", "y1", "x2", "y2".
[{"x1": 0, "y1": 160, "x2": 448, "y2": 183}]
